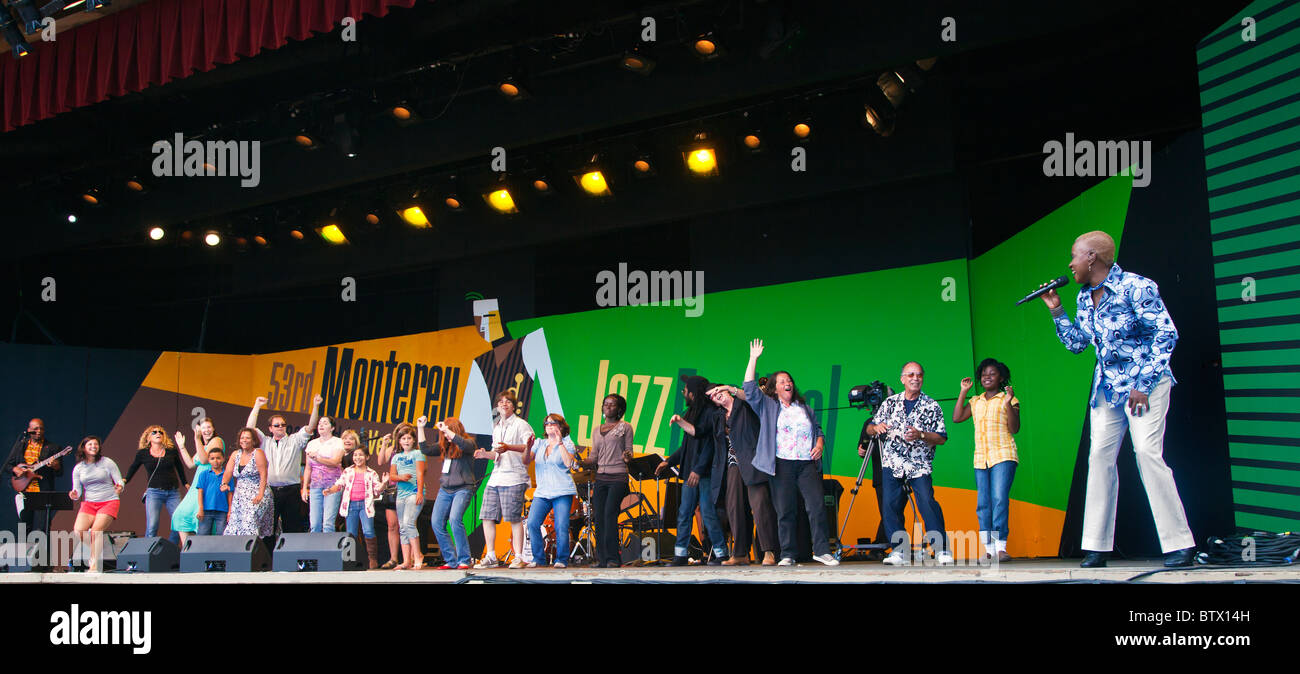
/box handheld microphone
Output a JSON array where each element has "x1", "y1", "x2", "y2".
[{"x1": 1015, "y1": 275, "x2": 1070, "y2": 306}]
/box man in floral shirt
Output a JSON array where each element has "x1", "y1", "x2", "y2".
[
  {"x1": 866, "y1": 362, "x2": 951, "y2": 566},
  {"x1": 1040, "y1": 230, "x2": 1195, "y2": 568}
]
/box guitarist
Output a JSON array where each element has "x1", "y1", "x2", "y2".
[{"x1": 4, "y1": 418, "x2": 65, "y2": 536}]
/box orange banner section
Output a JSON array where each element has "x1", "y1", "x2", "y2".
[{"x1": 139, "y1": 326, "x2": 491, "y2": 424}]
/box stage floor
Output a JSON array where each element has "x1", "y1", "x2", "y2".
[{"x1": 3, "y1": 559, "x2": 1297, "y2": 584}]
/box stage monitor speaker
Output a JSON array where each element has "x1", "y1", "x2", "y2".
[
  {"x1": 634, "y1": 530, "x2": 676, "y2": 562},
  {"x1": 619, "y1": 534, "x2": 642, "y2": 564},
  {"x1": 272, "y1": 532, "x2": 362, "y2": 572},
  {"x1": 117, "y1": 536, "x2": 180, "y2": 572},
  {"x1": 180, "y1": 535, "x2": 270, "y2": 572}
]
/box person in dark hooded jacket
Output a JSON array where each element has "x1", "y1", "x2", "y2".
[{"x1": 656, "y1": 374, "x2": 730, "y2": 565}]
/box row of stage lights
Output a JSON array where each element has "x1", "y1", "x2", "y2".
[{"x1": 2, "y1": 1, "x2": 111, "y2": 58}]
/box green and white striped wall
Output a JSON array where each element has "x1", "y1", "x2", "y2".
[{"x1": 1199, "y1": 0, "x2": 1300, "y2": 533}]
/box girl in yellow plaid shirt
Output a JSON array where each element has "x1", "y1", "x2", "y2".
[{"x1": 953, "y1": 358, "x2": 1020, "y2": 562}]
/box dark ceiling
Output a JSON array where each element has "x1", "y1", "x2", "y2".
[{"x1": 2, "y1": 0, "x2": 1251, "y2": 351}]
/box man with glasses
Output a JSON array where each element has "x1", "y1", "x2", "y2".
[
  {"x1": 865, "y1": 363, "x2": 952, "y2": 566},
  {"x1": 246, "y1": 394, "x2": 322, "y2": 535},
  {"x1": 5, "y1": 418, "x2": 64, "y2": 536}
]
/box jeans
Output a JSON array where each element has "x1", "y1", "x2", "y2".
[
  {"x1": 345, "y1": 500, "x2": 375, "y2": 539},
  {"x1": 395, "y1": 492, "x2": 422, "y2": 545},
  {"x1": 431, "y1": 486, "x2": 473, "y2": 567},
  {"x1": 271, "y1": 484, "x2": 307, "y2": 534},
  {"x1": 773, "y1": 458, "x2": 830, "y2": 557},
  {"x1": 527, "y1": 495, "x2": 573, "y2": 566},
  {"x1": 592, "y1": 480, "x2": 629, "y2": 566},
  {"x1": 974, "y1": 460, "x2": 1017, "y2": 542},
  {"x1": 881, "y1": 471, "x2": 947, "y2": 551},
  {"x1": 144, "y1": 488, "x2": 181, "y2": 538},
  {"x1": 309, "y1": 486, "x2": 342, "y2": 533},
  {"x1": 675, "y1": 476, "x2": 728, "y2": 558},
  {"x1": 1083, "y1": 377, "x2": 1193, "y2": 553},
  {"x1": 197, "y1": 512, "x2": 227, "y2": 535}
]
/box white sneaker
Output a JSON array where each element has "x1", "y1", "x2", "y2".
[
  {"x1": 777, "y1": 557, "x2": 795, "y2": 566},
  {"x1": 935, "y1": 551, "x2": 955, "y2": 565},
  {"x1": 508, "y1": 558, "x2": 526, "y2": 569},
  {"x1": 473, "y1": 557, "x2": 499, "y2": 569},
  {"x1": 812, "y1": 553, "x2": 840, "y2": 566},
  {"x1": 882, "y1": 551, "x2": 908, "y2": 566}
]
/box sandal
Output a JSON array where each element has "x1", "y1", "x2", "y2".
[{"x1": 379, "y1": 560, "x2": 398, "y2": 570}]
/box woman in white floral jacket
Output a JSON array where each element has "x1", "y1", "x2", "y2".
[{"x1": 324, "y1": 430, "x2": 386, "y2": 569}]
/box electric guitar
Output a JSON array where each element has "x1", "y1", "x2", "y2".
[{"x1": 10, "y1": 446, "x2": 72, "y2": 492}]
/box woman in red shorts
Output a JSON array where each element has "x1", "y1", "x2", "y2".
[{"x1": 68, "y1": 436, "x2": 124, "y2": 572}]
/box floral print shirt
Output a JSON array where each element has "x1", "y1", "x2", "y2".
[
  {"x1": 871, "y1": 392, "x2": 947, "y2": 479},
  {"x1": 1052, "y1": 263, "x2": 1178, "y2": 408}
]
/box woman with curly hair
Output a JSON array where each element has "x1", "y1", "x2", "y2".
[
  {"x1": 122, "y1": 425, "x2": 188, "y2": 539},
  {"x1": 221, "y1": 427, "x2": 274, "y2": 541}
]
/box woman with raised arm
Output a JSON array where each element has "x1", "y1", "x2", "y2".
[
  {"x1": 523, "y1": 414, "x2": 579, "y2": 568},
  {"x1": 953, "y1": 358, "x2": 1020, "y2": 562},
  {"x1": 68, "y1": 436, "x2": 123, "y2": 572},
  {"x1": 375, "y1": 431, "x2": 402, "y2": 569},
  {"x1": 420, "y1": 416, "x2": 479, "y2": 570},
  {"x1": 170, "y1": 419, "x2": 223, "y2": 547},
  {"x1": 303, "y1": 416, "x2": 346, "y2": 533},
  {"x1": 122, "y1": 425, "x2": 188, "y2": 540},
  {"x1": 221, "y1": 428, "x2": 274, "y2": 542},
  {"x1": 704, "y1": 384, "x2": 779, "y2": 566},
  {"x1": 578, "y1": 394, "x2": 633, "y2": 568},
  {"x1": 741, "y1": 339, "x2": 837, "y2": 566}
]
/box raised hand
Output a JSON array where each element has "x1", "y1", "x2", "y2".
[
  {"x1": 1004, "y1": 384, "x2": 1015, "y2": 400},
  {"x1": 959, "y1": 377, "x2": 973, "y2": 392},
  {"x1": 175, "y1": 431, "x2": 186, "y2": 447},
  {"x1": 313, "y1": 394, "x2": 323, "y2": 407},
  {"x1": 416, "y1": 416, "x2": 428, "y2": 429},
  {"x1": 255, "y1": 396, "x2": 268, "y2": 408},
  {"x1": 749, "y1": 338, "x2": 764, "y2": 359}
]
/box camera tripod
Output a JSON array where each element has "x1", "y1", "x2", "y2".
[{"x1": 836, "y1": 433, "x2": 924, "y2": 562}]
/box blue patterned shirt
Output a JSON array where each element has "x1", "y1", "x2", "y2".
[{"x1": 1052, "y1": 263, "x2": 1178, "y2": 408}]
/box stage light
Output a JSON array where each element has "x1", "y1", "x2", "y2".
[
  {"x1": 253, "y1": 235, "x2": 268, "y2": 246},
  {"x1": 743, "y1": 134, "x2": 762, "y2": 150},
  {"x1": 293, "y1": 131, "x2": 319, "y2": 149},
  {"x1": 84, "y1": 0, "x2": 111, "y2": 11},
  {"x1": 80, "y1": 188, "x2": 102, "y2": 205},
  {"x1": 878, "y1": 72, "x2": 906, "y2": 108},
  {"x1": 365, "y1": 212, "x2": 380, "y2": 225},
  {"x1": 620, "y1": 46, "x2": 656, "y2": 75},
  {"x1": 398, "y1": 206, "x2": 430, "y2": 228},
  {"x1": 442, "y1": 194, "x2": 462, "y2": 210},
  {"x1": 862, "y1": 103, "x2": 895, "y2": 137},
  {"x1": 318, "y1": 224, "x2": 348, "y2": 244},
  {"x1": 180, "y1": 230, "x2": 193, "y2": 241},
  {"x1": 148, "y1": 227, "x2": 164, "y2": 241},
  {"x1": 125, "y1": 177, "x2": 147, "y2": 192},
  {"x1": 66, "y1": 214, "x2": 77, "y2": 223},
  {"x1": 793, "y1": 122, "x2": 811, "y2": 139},
  {"x1": 692, "y1": 34, "x2": 722, "y2": 60},
  {"x1": 634, "y1": 159, "x2": 651, "y2": 173},
  {"x1": 483, "y1": 188, "x2": 518, "y2": 214},
  {"x1": 573, "y1": 170, "x2": 609, "y2": 197},
  {"x1": 497, "y1": 77, "x2": 528, "y2": 101},
  {"x1": 390, "y1": 102, "x2": 415, "y2": 121},
  {"x1": 235, "y1": 237, "x2": 249, "y2": 248},
  {"x1": 13, "y1": 2, "x2": 59, "y2": 33},
  {"x1": 532, "y1": 178, "x2": 552, "y2": 194},
  {"x1": 1, "y1": 10, "x2": 33, "y2": 57},
  {"x1": 686, "y1": 148, "x2": 717, "y2": 175},
  {"x1": 289, "y1": 229, "x2": 305, "y2": 240},
  {"x1": 204, "y1": 231, "x2": 221, "y2": 247},
  {"x1": 916, "y1": 57, "x2": 938, "y2": 71}
]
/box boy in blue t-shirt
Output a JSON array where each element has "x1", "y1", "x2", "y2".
[{"x1": 195, "y1": 448, "x2": 233, "y2": 535}]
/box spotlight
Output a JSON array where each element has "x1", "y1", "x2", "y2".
[
  {"x1": 444, "y1": 195, "x2": 464, "y2": 211},
  {"x1": 389, "y1": 102, "x2": 416, "y2": 123},
  {"x1": 66, "y1": 214, "x2": 77, "y2": 223},
  {"x1": 483, "y1": 188, "x2": 518, "y2": 214},
  {"x1": 681, "y1": 134, "x2": 718, "y2": 177},
  {"x1": 692, "y1": 33, "x2": 723, "y2": 60},
  {"x1": 253, "y1": 235, "x2": 268, "y2": 246},
  {"x1": 84, "y1": 0, "x2": 112, "y2": 11},
  {"x1": 532, "y1": 178, "x2": 555, "y2": 196},
  {"x1": 741, "y1": 133, "x2": 762, "y2": 152},
  {"x1": 632, "y1": 154, "x2": 656, "y2": 178},
  {"x1": 180, "y1": 230, "x2": 193, "y2": 241},
  {"x1": 1, "y1": 11, "x2": 33, "y2": 57},
  {"x1": 398, "y1": 206, "x2": 430, "y2": 228},
  {"x1": 365, "y1": 212, "x2": 381, "y2": 225},
  {"x1": 125, "y1": 177, "x2": 147, "y2": 193},
  {"x1": 620, "y1": 46, "x2": 656, "y2": 75},
  {"x1": 577, "y1": 170, "x2": 611, "y2": 197},
  {"x1": 12, "y1": 1, "x2": 54, "y2": 34},
  {"x1": 204, "y1": 231, "x2": 221, "y2": 247},
  {"x1": 148, "y1": 227, "x2": 165, "y2": 241},
  {"x1": 292, "y1": 131, "x2": 320, "y2": 149},
  {"x1": 289, "y1": 229, "x2": 305, "y2": 240},
  {"x1": 235, "y1": 237, "x2": 249, "y2": 248},
  {"x1": 80, "y1": 188, "x2": 102, "y2": 205},
  {"x1": 497, "y1": 77, "x2": 529, "y2": 101},
  {"x1": 877, "y1": 72, "x2": 907, "y2": 108},
  {"x1": 916, "y1": 57, "x2": 938, "y2": 71},
  {"x1": 792, "y1": 121, "x2": 811, "y2": 140},
  {"x1": 318, "y1": 224, "x2": 348, "y2": 244},
  {"x1": 862, "y1": 102, "x2": 895, "y2": 137}
]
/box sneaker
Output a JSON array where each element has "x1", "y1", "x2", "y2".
[
  {"x1": 524, "y1": 562, "x2": 538, "y2": 568},
  {"x1": 508, "y1": 558, "x2": 526, "y2": 569},
  {"x1": 812, "y1": 553, "x2": 840, "y2": 566},
  {"x1": 935, "y1": 551, "x2": 954, "y2": 565},
  {"x1": 777, "y1": 557, "x2": 795, "y2": 566},
  {"x1": 882, "y1": 551, "x2": 908, "y2": 566},
  {"x1": 553, "y1": 563, "x2": 567, "y2": 569},
  {"x1": 473, "y1": 557, "x2": 499, "y2": 569}
]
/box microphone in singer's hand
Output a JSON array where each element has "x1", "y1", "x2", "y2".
[{"x1": 1015, "y1": 275, "x2": 1070, "y2": 306}]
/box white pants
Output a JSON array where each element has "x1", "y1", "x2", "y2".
[{"x1": 1082, "y1": 377, "x2": 1195, "y2": 553}]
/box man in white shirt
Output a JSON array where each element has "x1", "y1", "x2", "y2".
[
  {"x1": 246, "y1": 394, "x2": 322, "y2": 535},
  {"x1": 473, "y1": 391, "x2": 534, "y2": 569}
]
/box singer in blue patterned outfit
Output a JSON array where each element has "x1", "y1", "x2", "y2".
[{"x1": 1039, "y1": 231, "x2": 1194, "y2": 568}]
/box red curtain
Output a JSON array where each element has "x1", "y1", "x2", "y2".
[{"x1": 1, "y1": 0, "x2": 418, "y2": 132}]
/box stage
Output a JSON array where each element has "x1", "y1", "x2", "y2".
[{"x1": 3, "y1": 559, "x2": 1297, "y2": 584}]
